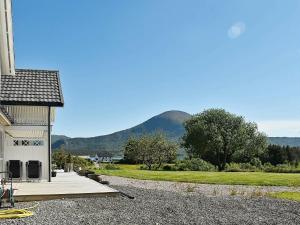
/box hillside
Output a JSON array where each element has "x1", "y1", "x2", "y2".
[
  {"x1": 268, "y1": 137, "x2": 300, "y2": 147},
  {"x1": 52, "y1": 110, "x2": 191, "y2": 156}
]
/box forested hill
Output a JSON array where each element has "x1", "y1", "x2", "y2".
[
  {"x1": 268, "y1": 137, "x2": 300, "y2": 147},
  {"x1": 52, "y1": 110, "x2": 191, "y2": 156}
]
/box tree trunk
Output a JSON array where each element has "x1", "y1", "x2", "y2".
[
  {"x1": 219, "y1": 139, "x2": 229, "y2": 171},
  {"x1": 217, "y1": 149, "x2": 221, "y2": 171}
]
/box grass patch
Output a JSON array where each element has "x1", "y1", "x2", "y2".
[
  {"x1": 92, "y1": 164, "x2": 300, "y2": 187},
  {"x1": 268, "y1": 192, "x2": 300, "y2": 202}
]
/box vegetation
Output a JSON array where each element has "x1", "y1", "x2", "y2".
[
  {"x1": 268, "y1": 192, "x2": 300, "y2": 202},
  {"x1": 225, "y1": 162, "x2": 300, "y2": 173},
  {"x1": 102, "y1": 163, "x2": 120, "y2": 170},
  {"x1": 172, "y1": 159, "x2": 216, "y2": 171},
  {"x1": 182, "y1": 109, "x2": 268, "y2": 170},
  {"x1": 52, "y1": 150, "x2": 93, "y2": 170},
  {"x1": 261, "y1": 144, "x2": 300, "y2": 166},
  {"x1": 91, "y1": 164, "x2": 300, "y2": 186},
  {"x1": 124, "y1": 133, "x2": 178, "y2": 170}
]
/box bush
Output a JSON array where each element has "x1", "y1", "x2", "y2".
[
  {"x1": 225, "y1": 163, "x2": 258, "y2": 172},
  {"x1": 175, "y1": 159, "x2": 216, "y2": 171},
  {"x1": 139, "y1": 159, "x2": 215, "y2": 171},
  {"x1": 224, "y1": 162, "x2": 300, "y2": 173},
  {"x1": 162, "y1": 164, "x2": 177, "y2": 171},
  {"x1": 139, "y1": 164, "x2": 161, "y2": 171},
  {"x1": 103, "y1": 163, "x2": 120, "y2": 170},
  {"x1": 174, "y1": 162, "x2": 187, "y2": 171},
  {"x1": 250, "y1": 158, "x2": 263, "y2": 169},
  {"x1": 139, "y1": 164, "x2": 148, "y2": 170},
  {"x1": 263, "y1": 163, "x2": 300, "y2": 173}
]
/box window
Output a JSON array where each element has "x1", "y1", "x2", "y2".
[{"x1": 12, "y1": 139, "x2": 44, "y2": 147}]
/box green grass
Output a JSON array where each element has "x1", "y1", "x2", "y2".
[
  {"x1": 92, "y1": 164, "x2": 300, "y2": 187},
  {"x1": 268, "y1": 192, "x2": 300, "y2": 202}
]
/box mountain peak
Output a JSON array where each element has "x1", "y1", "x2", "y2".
[
  {"x1": 52, "y1": 110, "x2": 191, "y2": 155},
  {"x1": 155, "y1": 110, "x2": 191, "y2": 123}
]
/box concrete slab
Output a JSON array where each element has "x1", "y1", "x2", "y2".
[{"x1": 13, "y1": 172, "x2": 119, "y2": 202}]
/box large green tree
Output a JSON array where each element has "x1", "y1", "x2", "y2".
[
  {"x1": 124, "y1": 133, "x2": 178, "y2": 170},
  {"x1": 182, "y1": 109, "x2": 268, "y2": 170}
]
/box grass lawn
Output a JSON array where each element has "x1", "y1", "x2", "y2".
[
  {"x1": 268, "y1": 192, "x2": 300, "y2": 202},
  {"x1": 92, "y1": 164, "x2": 300, "y2": 187}
]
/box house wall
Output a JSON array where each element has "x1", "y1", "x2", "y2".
[
  {"x1": 0, "y1": 126, "x2": 4, "y2": 178},
  {"x1": 3, "y1": 126, "x2": 49, "y2": 181},
  {"x1": 4, "y1": 106, "x2": 55, "y2": 125}
]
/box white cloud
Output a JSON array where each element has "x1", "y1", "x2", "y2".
[
  {"x1": 228, "y1": 22, "x2": 246, "y2": 39},
  {"x1": 257, "y1": 120, "x2": 300, "y2": 137}
]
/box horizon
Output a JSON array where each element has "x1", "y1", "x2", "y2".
[
  {"x1": 52, "y1": 109, "x2": 300, "y2": 139},
  {"x1": 13, "y1": 0, "x2": 300, "y2": 137}
]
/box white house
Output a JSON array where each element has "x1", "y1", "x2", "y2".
[{"x1": 0, "y1": 0, "x2": 64, "y2": 182}]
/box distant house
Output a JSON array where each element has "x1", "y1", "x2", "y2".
[
  {"x1": 0, "y1": 0, "x2": 63, "y2": 182},
  {"x1": 89, "y1": 154, "x2": 112, "y2": 163},
  {"x1": 89, "y1": 154, "x2": 100, "y2": 163},
  {"x1": 98, "y1": 156, "x2": 113, "y2": 163}
]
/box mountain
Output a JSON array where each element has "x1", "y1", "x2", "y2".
[
  {"x1": 268, "y1": 137, "x2": 300, "y2": 147},
  {"x1": 52, "y1": 110, "x2": 191, "y2": 156},
  {"x1": 52, "y1": 111, "x2": 300, "y2": 156}
]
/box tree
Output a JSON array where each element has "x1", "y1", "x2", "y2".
[
  {"x1": 52, "y1": 149, "x2": 67, "y2": 169},
  {"x1": 52, "y1": 150, "x2": 92, "y2": 170},
  {"x1": 124, "y1": 138, "x2": 140, "y2": 164},
  {"x1": 182, "y1": 109, "x2": 268, "y2": 170},
  {"x1": 261, "y1": 144, "x2": 300, "y2": 165},
  {"x1": 124, "y1": 133, "x2": 178, "y2": 170}
]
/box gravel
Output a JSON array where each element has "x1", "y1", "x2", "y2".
[
  {"x1": 101, "y1": 175, "x2": 300, "y2": 197},
  {"x1": 1, "y1": 185, "x2": 299, "y2": 225}
]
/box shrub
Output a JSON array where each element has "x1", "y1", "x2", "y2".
[
  {"x1": 225, "y1": 163, "x2": 258, "y2": 172},
  {"x1": 175, "y1": 162, "x2": 187, "y2": 171},
  {"x1": 162, "y1": 164, "x2": 174, "y2": 171},
  {"x1": 225, "y1": 163, "x2": 243, "y2": 172},
  {"x1": 140, "y1": 164, "x2": 162, "y2": 171},
  {"x1": 263, "y1": 163, "x2": 300, "y2": 173},
  {"x1": 103, "y1": 163, "x2": 120, "y2": 170},
  {"x1": 225, "y1": 162, "x2": 300, "y2": 173},
  {"x1": 175, "y1": 158, "x2": 216, "y2": 171},
  {"x1": 250, "y1": 158, "x2": 263, "y2": 169}
]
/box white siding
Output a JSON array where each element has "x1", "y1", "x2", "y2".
[
  {"x1": 3, "y1": 126, "x2": 49, "y2": 181},
  {"x1": 0, "y1": 126, "x2": 4, "y2": 179},
  {"x1": 4, "y1": 106, "x2": 55, "y2": 125}
]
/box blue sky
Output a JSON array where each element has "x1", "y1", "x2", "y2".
[{"x1": 13, "y1": 0, "x2": 300, "y2": 137}]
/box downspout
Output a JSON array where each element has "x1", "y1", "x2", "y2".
[{"x1": 48, "y1": 106, "x2": 51, "y2": 182}]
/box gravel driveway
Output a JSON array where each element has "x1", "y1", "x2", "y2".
[
  {"x1": 101, "y1": 175, "x2": 300, "y2": 197},
  {"x1": 1, "y1": 185, "x2": 300, "y2": 225}
]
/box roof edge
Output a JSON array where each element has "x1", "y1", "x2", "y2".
[{"x1": 0, "y1": 101, "x2": 64, "y2": 107}]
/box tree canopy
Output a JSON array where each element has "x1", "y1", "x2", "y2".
[
  {"x1": 124, "y1": 133, "x2": 178, "y2": 170},
  {"x1": 182, "y1": 109, "x2": 268, "y2": 170}
]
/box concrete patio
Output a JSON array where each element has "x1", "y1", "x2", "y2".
[{"x1": 13, "y1": 172, "x2": 119, "y2": 202}]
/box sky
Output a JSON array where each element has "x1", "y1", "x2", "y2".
[{"x1": 12, "y1": 0, "x2": 300, "y2": 138}]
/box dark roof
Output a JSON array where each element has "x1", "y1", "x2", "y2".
[{"x1": 0, "y1": 69, "x2": 64, "y2": 107}]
